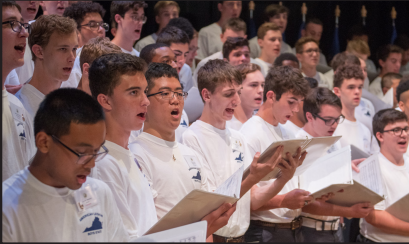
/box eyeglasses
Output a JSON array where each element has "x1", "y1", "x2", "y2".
[
  {"x1": 130, "y1": 15, "x2": 147, "y2": 24},
  {"x1": 2, "y1": 20, "x2": 31, "y2": 34},
  {"x1": 80, "y1": 21, "x2": 109, "y2": 32},
  {"x1": 313, "y1": 113, "x2": 345, "y2": 126},
  {"x1": 51, "y1": 135, "x2": 109, "y2": 165},
  {"x1": 302, "y1": 48, "x2": 320, "y2": 55},
  {"x1": 383, "y1": 126, "x2": 409, "y2": 136},
  {"x1": 147, "y1": 91, "x2": 188, "y2": 100}
]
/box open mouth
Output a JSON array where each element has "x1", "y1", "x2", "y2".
[
  {"x1": 285, "y1": 115, "x2": 291, "y2": 119},
  {"x1": 225, "y1": 108, "x2": 234, "y2": 114},
  {"x1": 137, "y1": 112, "x2": 146, "y2": 119},
  {"x1": 27, "y1": 7, "x2": 37, "y2": 13},
  {"x1": 14, "y1": 44, "x2": 25, "y2": 52},
  {"x1": 398, "y1": 141, "x2": 407, "y2": 146},
  {"x1": 171, "y1": 109, "x2": 180, "y2": 118},
  {"x1": 63, "y1": 67, "x2": 72, "y2": 73},
  {"x1": 57, "y1": 6, "x2": 65, "y2": 11},
  {"x1": 76, "y1": 175, "x2": 87, "y2": 184},
  {"x1": 135, "y1": 29, "x2": 141, "y2": 34}
]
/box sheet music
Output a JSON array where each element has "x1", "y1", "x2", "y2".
[
  {"x1": 386, "y1": 193, "x2": 409, "y2": 222},
  {"x1": 133, "y1": 221, "x2": 207, "y2": 242},
  {"x1": 351, "y1": 145, "x2": 370, "y2": 160},
  {"x1": 352, "y1": 154, "x2": 384, "y2": 197},
  {"x1": 214, "y1": 165, "x2": 243, "y2": 198}
]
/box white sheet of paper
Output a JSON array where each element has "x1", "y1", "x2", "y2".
[
  {"x1": 214, "y1": 165, "x2": 243, "y2": 198},
  {"x1": 386, "y1": 193, "x2": 409, "y2": 222},
  {"x1": 352, "y1": 154, "x2": 384, "y2": 197},
  {"x1": 299, "y1": 146, "x2": 353, "y2": 198},
  {"x1": 351, "y1": 145, "x2": 370, "y2": 160},
  {"x1": 132, "y1": 221, "x2": 207, "y2": 242},
  {"x1": 381, "y1": 87, "x2": 394, "y2": 107}
]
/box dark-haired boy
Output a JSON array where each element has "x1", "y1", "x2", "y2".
[
  {"x1": 183, "y1": 60, "x2": 306, "y2": 242},
  {"x1": 274, "y1": 52, "x2": 299, "y2": 69},
  {"x1": 2, "y1": 88, "x2": 128, "y2": 242},
  {"x1": 240, "y1": 66, "x2": 313, "y2": 243},
  {"x1": 358, "y1": 109, "x2": 409, "y2": 242},
  {"x1": 297, "y1": 87, "x2": 373, "y2": 242}
]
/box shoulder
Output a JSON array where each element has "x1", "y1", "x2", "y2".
[
  {"x1": 199, "y1": 23, "x2": 219, "y2": 35},
  {"x1": 357, "y1": 121, "x2": 371, "y2": 135},
  {"x1": 2, "y1": 170, "x2": 27, "y2": 204},
  {"x1": 92, "y1": 154, "x2": 127, "y2": 182},
  {"x1": 7, "y1": 91, "x2": 24, "y2": 108}
]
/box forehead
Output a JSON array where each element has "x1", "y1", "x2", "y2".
[
  {"x1": 81, "y1": 12, "x2": 103, "y2": 22},
  {"x1": 272, "y1": 12, "x2": 287, "y2": 18},
  {"x1": 125, "y1": 7, "x2": 144, "y2": 16},
  {"x1": 153, "y1": 46, "x2": 174, "y2": 58},
  {"x1": 115, "y1": 72, "x2": 147, "y2": 91},
  {"x1": 303, "y1": 41, "x2": 318, "y2": 49},
  {"x1": 214, "y1": 81, "x2": 241, "y2": 93},
  {"x1": 224, "y1": 29, "x2": 245, "y2": 38},
  {"x1": 384, "y1": 120, "x2": 408, "y2": 130},
  {"x1": 281, "y1": 91, "x2": 304, "y2": 100},
  {"x1": 244, "y1": 70, "x2": 264, "y2": 82},
  {"x1": 230, "y1": 46, "x2": 249, "y2": 53},
  {"x1": 47, "y1": 31, "x2": 78, "y2": 46},
  {"x1": 342, "y1": 78, "x2": 363, "y2": 86},
  {"x1": 170, "y1": 42, "x2": 189, "y2": 52},
  {"x1": 2, "y1": 6, "x2": 22, "y2": 21},
  {"x1": 151, "y1": 76, "x2": 181, "y2": 90},
  {"x1": 264, "y1": 30, "x2": 281, "y2": 38},
  {"x1": 319, "y1": 104, "x2": 342, "y2": 115},
  {"x1": 159, "y1": 5, "x2": 178, "y2": 14},
  {"x1": 387, "y1": 52, "x2": 402, "y2": 60},
  {"x1": 306, "y1": 22, "x2": 322, "y2": 31},
  {"x1": 223, "y1": 1, "x2": 241, "y2": 6}
]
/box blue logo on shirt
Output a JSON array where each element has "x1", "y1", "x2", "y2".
[
  {"x1": 192, "y1": 171, "x2": 201, "y2": 181},
  {"x1": 365, "y1": 111, "x2": 371, "y2": 117},
  {"x1": 235, "y1": 152, "x2": 244, "y2": 163},
  {"x1": 180, "y1": 119, "x2": 188, "y2": 127},
  {"x1": 84, "y1": 217, "x2": 102, "y2": 233}
]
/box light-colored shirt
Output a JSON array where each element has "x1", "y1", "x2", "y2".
[
  {"x1": 368, "y1": 76, "x2": 383, "y2": 99},
  {"x1": 15, "y1": 83, "x2": 45, "y2": 121},
  {"x1": 253, "y1": 58, "x2": 272, "y2": 77},
  {"x1": 179, "y1": 64, "x2": 194, "y2": 92},
  {"x1": 355, "y1": 97, "x2": 375, "y2": 133},
  {"x1": 280, "y1": 120, "x2": 301, "y2": 135},
  {"x1": 197, "y1": 23, "x2": 223, "y2": 60},
  {"x1": 121, "y1": 47, "x2": 140, "y2": 57},
  {"x1": 226, "y1": 115, "x2": 244, "y2": 131},
  {"x1": 5, "y1": 69, "x2": 20, "y2": 86},
  {"x1": 302, "y1": 71, "x2": 330, "y2": 88},
  {"x1": 134, "y1": 33, "x2": 158, "y2": 52},
  {"x1": 249, "y1": 36, "x2": 293, "y2": 59}
]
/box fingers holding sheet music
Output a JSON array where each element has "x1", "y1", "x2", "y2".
[
  {"x1": 277, "y1": 148, "x2": 307, "y2": 182},
  {"x1": 315, "y1": 192, "x2": 335, "y2": 203},
  {"x1": 351, "y1": 158, "x2": 367, "y2": 173},
  {"x1": 346, "y1": 202, "x2": 374, "y2": 218},
  {"x1": 248, "y1": 146, "x2": 284, "y2": 181},
  {"x1": 282, "y1": 189, "x2": 314, "y2": 209},
  {"x1": 201, "y1": 202, "x2": 237, "y2": 238}
]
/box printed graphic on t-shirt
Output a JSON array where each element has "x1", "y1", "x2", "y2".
[
  {"x1": 80, "y1": 213, "x2": 104, "y2": 236},
  {"x1": 134, "y1": 158, "x2": 150, "y2": 186},
  {"x1": 365, "y1": 110, "x2": 371, "y2": 117},
  {"x1": 192, "y1": 171, "x2": 202, "y2": 182},
  {"x1": 180, "y1": 119, "x2": 188, "y2": 127}
]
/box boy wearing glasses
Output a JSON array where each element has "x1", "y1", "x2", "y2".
[
  {"x1": 2, "y1": 88, "x2": 128, "y2": 242},
  {"x1": 333, "y1": 64, "x2": 379, "y2": 155},
  {"x1": 62, "y1": 1, "x2": 107, "y2": 88},
  {"x1": 110, "y1": 1, "x2": 147, "y2": 56},
  {"x1": 297, "y1": 87, "x2": 374, "y2": 242},
  {"x1": 295, "y1": 36, "x2": 330, "y2": 88},
  {"x1": 358, "y1": 109, "x2": 409, "y2": 242},
  {"x1": 15, "y1": 14, "x2": 78, "y2": 120},
  {"x1": 2, "y1": 0, "x2": 35, "y2": 181}
]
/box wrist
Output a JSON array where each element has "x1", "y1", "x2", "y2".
[{"x1": 246, "y1": 173, "x2": 262, "y2": 185}]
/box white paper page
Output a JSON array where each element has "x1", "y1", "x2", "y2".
[
  {"x1": 299, "y1": 146, "x2": 353, "y2": 195},
  {"x1": 351, "y1": 145, "x2": 370, "y2": 160},
  {"x1": 386, "y1": 193, "x2": 409, "y2": 222},
  {"x1": 352, "y1": 154, "x2": 384, "y2": 197},
  {"x1": 133, "y1": 221, "x2": 207, "y2": 242},
  {"x1": 381, "y1": 87, "x2": 394, "y2": 107},
  {"x1": 214, "y1": 165, "x2": 243, "y2": 198}
]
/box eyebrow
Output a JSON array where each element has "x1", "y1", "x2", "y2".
[
  {"x1": 288, "y1": 97, "x2": 300, "y2": 101},
  {"x1": 4, "y1": 16, "x2": 21, "y2": 22},
  {"x1": 76, "y1": 140, "x2": 105, "y2": 150},
  {"x1": 125, "y1": 86, "x2": 142, "y2": 91},
  {"x1": 159, "y1": 86, "x2": 183, "y2": 91}
]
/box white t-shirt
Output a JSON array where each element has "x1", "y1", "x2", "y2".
[
  {"x1": 121, "y1": 47, "x2": 140, "y2": 57},
  {"x1": 197, "y1": 23, "x2": 223, "y2": 60},
  {"x1": 2, "y1": 89, "x2": 35, "y2": 181},
  {"x1": 355, "y1": 97, "x2": 375, "y2": 133},
  {"x1": 2, "y1": 167, "x2": 128, "y2": 242},
  {"x1": 248, "y1": 36, "x2": 292, "y2": 59},
  {"x1": 89, "y1": 140, "x2": 157, "y2": 238},
  {"x1": 130, "y1": 132, "x2": 210, "y2": 219},
  {"x1": 360, "y1": 153, "x2": 409, "y2": 242},
  {"x1": 175, "y1": 109, "x2": 189, "y2": 143},
  {"x1": 296, "y1": 128, "x2": 341, "y2": 222},
  {"x1": 61, "y1": 47, "x2": 82, "y2": 88},
  {"x1": 193, "y1": 51, "x2": 223, "y2": 88},
  {"x1": 280, "y1": 120, "x2": 301, "y2": 136},
  {"x1": 226, "y1": 115, "x2": 243, "y2": 131},
  {"x1": 368, "y1": 76, "x2": 383, "y2": 99},
  {"x1": 15, "y1": 83, "x2": 45, "y2": 120},
  {"x1": 134, "y1": 33, "x2": 157, "y2": 52},
  {"x1": 333, "y1": 118, "x2": 379, "y2": 155},
  {"x1": 183, "y1": 86, "x2": 205, "y2": 123},
  {"x1": 179, "y1": 64, "x2": 194, "y2": 92},
  {"x1": 302, "y1": 71, "x2": 330, "y2": 88},
  {"x1": 182, "y1": 120, "x2": 251, "y2": 237},
  {"x1": 5, "y1": 69, "x2": 20, "y2": 86},
  {"x1": 253, "y1": 58, "x2": 272, "y2": 77},
  {"x1": 366, "y1": 59, "x2": 377, "y2": 74},
  {"x1": 240, "y1": 116, "x2": 301, "y2": 223}
]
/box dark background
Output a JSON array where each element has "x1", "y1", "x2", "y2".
[{"x1": 38, "y1": 1, "x2": 409, "y2": 68}]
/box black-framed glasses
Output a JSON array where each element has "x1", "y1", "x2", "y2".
[
  {"x1": 130, "y1": 15, "x2": 147, "y2": 24},
  {"x1": 313, "y1": 113, "x2": 345, "y2": 126},
  {"x1": 383, "y1": 126, "x2": 409, "y2": 136},
  {"x1": 303, "y1": 48, "x2": 320, "y2": 55},
  {"x1": 80, "y1": 21, "x2": 109, "y2": 32},
  {"x1": 147, "y1": 91, "x2": 188, "y2": 100},
  {"x1": 2, "y1": 20, "x2": 31, "y2": 34},
  {"x1": 51, "y1": 135, "x2": 109, "y2": 165}
]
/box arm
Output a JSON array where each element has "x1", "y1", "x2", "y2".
[{"x1": 364, "y1": 209, "x2": 409, "y2": 236}]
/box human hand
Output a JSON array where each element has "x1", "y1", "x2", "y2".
[
  {"x1": 282, "y1": 189, "x2": 314, "y2": 209},
  {"x1": 352, "y1": 158, "x2": 366, "y2": 173},
  {"x1": 248, "y1": 146, "x2": 284, "y2": 182},
  {"x1": 346, "y1": 202, "x2": 374, "y2": 218},
  {"x1": 277, "y1": 147, "x2": 307, "y2": 182},
  {"x1": 201, "y1": 202, "x2": 237, "y2": 238}
]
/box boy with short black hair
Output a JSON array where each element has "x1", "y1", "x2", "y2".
[
  {"x1": 222, "y1": 37, "x2": 250, "y2": 66},
  {"x1": 358, "y1": 109, "x2": 409, "y2": 242},
  {"x1": 139, "y1": 43, "x2": 177, "y2": 69},
  {"x1": 110, "y1": 1, "x2": 147, "y2": 56},
  {"x1": 274, "y1": 52, "x2": 299, "y2": 69},
  {"x1": 2, "y1": 88, "x2": 128, "y2": 242}
]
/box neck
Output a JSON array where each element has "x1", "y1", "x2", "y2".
[
  {"x1": 234, "y1": 104, "x2": 253, "y2": 124},
  {"x1": 259, "y1": 52, "x2": 276, "y2": 65},
  {"x1": 302, "y1": 65, "x2": 317, "y2": 78},
  {"x1": 380, "y1": 147, "x2": 405, "y2": 166},
  {"x1": 200, "y1": 104, "x2": 226, "y2": 130},
  {"x1": 155, "y1": 27, "x2": 164, "y2": 36},
  {"x1": 303, "y1": 123, "x2": 318, "y2": 137},
  {"x1": 379, "y1": 70, "x2": 388, "y2": 78},
  {"x1": 341, "y1": 104, "x2": 356, "y2": 121},
  {"x1": 289, "y1": 114, "x2": 305, "y2": 128},
  {"x1": 105, "y1": 114, "x2": 131, "y2": 149},
  {"x1": 143, "y1": 121, "x2": 176, "y2": 142},
  {"x1": 28, "y1": 154, "x2": 64, "y2": 188},
  {"x1": 217, "y1": 17, "x2": 229, "y2": 29},
  {"x1": 112, "y1": 31, "x2": 134, "y2": 52},
  {"x1": 29, "y1": 64, "x2": 62, "y2": 95},
  {"x1": 257, "y1": 103, "x2": 279, "y2": 126}
]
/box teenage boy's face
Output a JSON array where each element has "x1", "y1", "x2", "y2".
[
  {"x1": 335, "y1": 78, "x2": 363, "y2": 108},
  {"x1": 151, "y1": 46, "x2": 177, "y2": 69},
  {"x1": 272, "y1": 91, "x2": 304, "y2": 124},
  {"x1": 78, "y1": 12, "x2": 105, "y2": 46},
  {"x1": 186, "y1": 36, "x2": 198, "y2": 67},
  {"x1": 208, "y1": 81, "x2": 242, "y2": 121},
  {"x1": 108, "y1": 72, "x2": 150, "y2": 132},
  {"x1": 240, "y1": 70, "x2": 264, "y2": 111},
  {"x1": 304, "y1": 23, "x2": 322, "y2": 42},
  {"x1": 308, "y1": 104, "x2": 342, "y2": 137},
  {"x1": 298, "y1": 41, "x2": 319, "y2": 68},
  {"x1": 269, "y1": 12, "x2": 288, "y2": 33},
  {"x1": 42, "y1": 1, "x2": 68, "y2": 16},
  {"x1": 227, "y1": 46, "x2": 250, "y2": 66},
  {"x1": 380, "y1": 52, "x2": 402, "y2": 74},
  {"x1": 2, "y1": 6, "x2": 29, "y2": 73},
  {"x1": 156, "y1": 5, "x2": 178, "y2": 30},
  {"x1": 378, "y1": 120, "x2": 408, "y2": 154},
  {"x1": 47, "y1": 121, "x2": 106, "y2": 190},
  {"x1": 282, "y1": 60, "x2": 299, "y2": 69},
  {"x1": 169, "y1": 42, "x2": 189, "y2": 73},
  {"x1": 220, "y1": 29, "x2": 246, "y2": 43},
  {"x1": 259, "y1": 30, "x2": 282, "y2": 60},
  {"x1": 218, "y1": 1, "x2": 242, "y2": 19},
  {"x1": 146, "y1": 76, "x2": 184, "y2": 132},
  {"x1": 40, "y1": 31, "x2": 78, "y2": 82},
  {"x1": 118, "y1": 7, "x2": 144, "y2": 42},
  {"x1": 15, "y1": 1, "x2": 40, "y2": 21}
]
